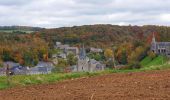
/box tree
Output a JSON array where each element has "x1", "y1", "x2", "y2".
[
  {"x1": 147, "y1": 51, "x2": 156, "y2": 60},
  {"x1": 13, "y1": 51, "x2": 23, "y2": 64},
  {"x1": 127, "y1": 46, "x2": 145, "y2": 69},
  {"x1": 121, "y1": 49, "x2": 127, "y2": 64},
  {"x1": 67, "y1": 53, "x2": 77, "y2": 66},
  {"x1": 104, "y1": 48, "x2": 113, "y2": 59},
  {"x1": 23, "y1": 51, "x2": 33, "y2": 66},
  {"x1": 2, "y1": 49, "x2": 12, "y2": 61},
  {"x1": 0, "y1": 59, "x2": 3, "y2": 68},
  {"x1": 104, "y1": 48, "x2": 115, "y2": 67},
  {"x1": 57, "y1": 58, "x2": 68, "y2": 67}
]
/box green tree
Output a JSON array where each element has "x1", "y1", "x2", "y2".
[
  {"x1": 67, "y1": 53, "x2": 78, "y2": 66},
  {"x1": 23, "y1": 51, "x2": 33, "y2": 66},
  {"x1": 121, "y1": 50, "x2": 127, "y2": 64},
  {"x1": 0, "y1": 59, "x2": 3, "y2": 68},
  {"x1": 2, "y1": 50, "x2": 11, "y2": 61},
  {"x1": 57, "y1": 58, "x2": 68, "y2": 67}
]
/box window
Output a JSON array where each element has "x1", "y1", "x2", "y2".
[
  {"x1": 164, "y1": 49, "x2": 166, "y2": 53},
  {"x1": 158, "y1": 49, "x2": 160, "y2": 53},
  {"x1": 152, "y1": 50, "x2": 155, "y2": 53}
]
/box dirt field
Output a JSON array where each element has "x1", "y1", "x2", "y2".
[{"x1": 0, "y1": 70, "x2": 170, "y2": 100}]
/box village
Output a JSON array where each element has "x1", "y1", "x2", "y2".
[
  {"x1": 0, "y1": 41, "x2": 106, "y2": 76},
  {"x1": 0, "y1": 33, "x2": 170, "y2": 76}
]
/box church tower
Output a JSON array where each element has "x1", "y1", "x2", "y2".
[
  {"x1": 77, "y1": 44, "x2": 90, "y2": 71},
  {"x1": 151, "y1": 32, "x2": 157, "y2": 53}
]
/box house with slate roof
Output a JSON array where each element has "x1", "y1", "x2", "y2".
[{"x1": 28, "y1": 61, "x2": 54, "y2": 75}]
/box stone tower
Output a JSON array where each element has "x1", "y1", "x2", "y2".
[
  {"x1": 77, "y1": 44, "x2": 90, "y2": 71},
  {"x1": 151, "y1": 32, "x2": 157, "y2": 53}
]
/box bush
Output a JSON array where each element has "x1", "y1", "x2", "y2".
[{"x1": 128, "y1": 62, "x2": 141, "y2": 69}]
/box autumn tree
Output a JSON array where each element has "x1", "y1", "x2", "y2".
[
  {"x1": 147, "y1": 51, "x2": 156, "y2": 60},
  {"x1": 104, "y1": 48, "x2": 115, "y2": 67},
  {"x1": 104, "y1": 48, "x2": 113, "y2": 60}
]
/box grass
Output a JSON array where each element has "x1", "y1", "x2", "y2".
[
  {"x1": 0, "y1": 72, "x2": 102, "y2": 90},
  {"x1": 140, "y1": 55, "x2": 170, "y2": 70},
  {"x1": 0, "y1": 67, "x2": 164, "y2": 90},
  {"x1": 140, "y1": 55, "x2": 168, "y2": 67}
]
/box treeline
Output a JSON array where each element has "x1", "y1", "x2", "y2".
[
  {"x1": 40, "y1": 25, "x2": 170, "y2": 48},
  {"x1": 0, "y1": 26, "x2": 43, "y2": 31}
]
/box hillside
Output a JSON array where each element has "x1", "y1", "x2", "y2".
[{"x1": 40, "y1": 25, "x2": 170, "y2": 48}]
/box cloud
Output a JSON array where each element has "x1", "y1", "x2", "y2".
[
  {"x1": 0, "y1": 0, "x2": 32, "y2": 6},
  {"x1": 0, "y1": 0, "x2": 170, "y2": 28}
]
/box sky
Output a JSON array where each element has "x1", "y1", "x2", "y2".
[{"x1": 0, "y1": 0, "x2": 170, "y2": 28}]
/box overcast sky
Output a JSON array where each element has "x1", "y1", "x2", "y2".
[{"x1": 0, "y1": 0, "x2": 170, "y2": 28}]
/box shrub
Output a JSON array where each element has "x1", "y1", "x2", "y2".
[{"x1": 128, "y1": 62, "x2": 141, "y2": 69}]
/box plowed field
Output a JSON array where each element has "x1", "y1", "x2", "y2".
[{"x1": 1, "y1": 70, "x2": 170, "y2": 100}]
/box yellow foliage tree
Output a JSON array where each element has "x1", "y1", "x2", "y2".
[{"x1": 104, "y1": 48, "x2": 113, "y2": 59}]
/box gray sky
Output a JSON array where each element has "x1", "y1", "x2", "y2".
[{"x1": 0, "y1": 0, "x2": 170, "y2": 28}]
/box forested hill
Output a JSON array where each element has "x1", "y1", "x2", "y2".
[{"x1": 40, "y1": 25, "x2": 170, "y2": 48}]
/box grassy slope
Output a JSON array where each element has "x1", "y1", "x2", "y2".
[{"x1": 140, "y1": 55, "x2": 170, "y2": 70}]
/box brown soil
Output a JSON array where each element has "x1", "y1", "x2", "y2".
[{"x1": 1, "y1": 70, "x2": 170, "y2": 100}]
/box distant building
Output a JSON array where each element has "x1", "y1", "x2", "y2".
[
  {"x1": 28, "y1": 61, "x2": 54, "y2": 75},
  {"x1": 90, "y1": 47, "x2": 103, "y2": 53},
  {"x1": 57, "y1": 53, "x2": 67, "y2": 59},
  {"x1": 0, "y1": 67, "x2": 5, "y2": 76},
  {"x1": 77, "y1": 45, "x2": 105, "y2": 72},
  {"x1": 64, "y1": 47, "x2": 79, "y2": 56},
  {"x1": 151, "y1": 33, "x2": 170, "y2": 57},
  {"x1": 56, "y1": 42, "x2": 61, "y2": 46},
  {"x1": 0, "y1": 61, "x2": 55, "y2": 76},
  {"x1": 55, "y1": 42, "x2": 69, "y2": 50}
]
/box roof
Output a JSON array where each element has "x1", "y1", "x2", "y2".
[
  {"x1": 79, "y1": 45, "x2": 86, "y2": 59},
  {"x1": 57, "y1": 44, "x2": 69, "y2": 49},
  {"x1": 0, "y1": 67, "x2": 5, "y2": 72},
  {"x1": 156, "y1": 42, "x2": 170, "y2": 46},
  {"x1": 89, "y1": 59, "x2": 102, "y2": 65},
  {"x1": 66, "y1": 47, "x2": 78, "y2": 50},
  {"x1": 90, "y1": 47, "x2": 103, "y2": 52},
  {"x1": 3, "y1": 61, "x2": 20, "y2": 68},
  {"x1": 36, "y1": 61, "x2": 54, "y2": 68}
]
